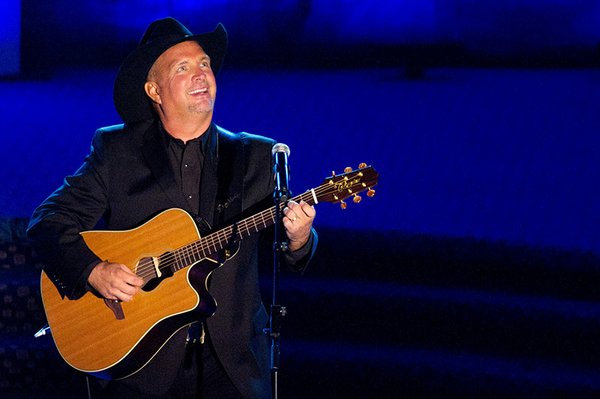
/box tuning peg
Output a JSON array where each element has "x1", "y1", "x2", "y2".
[
  {"x1": 359, "y1": 162, "x2": 367, "y2": 169},
  {"x1": 367, "y1": 188, "x2": 376, "y2": 197},
  {"x1": 353, "y1": 194, "x2": 362, "y2": 203},
  {"x1": 331, "y1": 170, "x2": 336, "y2": 177},
  {"x1": 344, "y1": 166, "x2": 352, "y2": 173},
  {"x1": 340, "y1": 200, "x2": 347, "y2": 210}
]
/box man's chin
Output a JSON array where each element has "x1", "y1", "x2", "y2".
[{"x1": 188, "y1": 104, "x2": 214, "y2": 115}]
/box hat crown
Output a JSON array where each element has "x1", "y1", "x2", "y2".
[{"x1": 139, "y1": 17, "x2": 193, "y2": 47}]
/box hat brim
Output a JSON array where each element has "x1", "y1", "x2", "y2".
[{"x1": 113, "y1": 23, "x2": 227, "y2": 124}]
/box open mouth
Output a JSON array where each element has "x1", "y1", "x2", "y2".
[{"x1": 188, "y1": 87, "x2": 208, "y2": 95}]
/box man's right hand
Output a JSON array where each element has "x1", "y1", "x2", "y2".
[{"x1": 88, "y1": 261, "x2": 144, "y2": 302}]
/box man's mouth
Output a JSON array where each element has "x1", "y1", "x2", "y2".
[{"x1": 188, "y1": 88, "x2": 208, "y2": 95}]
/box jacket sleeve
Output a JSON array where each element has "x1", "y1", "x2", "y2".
[
  {"x1": 283, "y1": 227, "x2": 318, "y2": 273},
  {"x1": 27, "y1": 130, "x2": 110, "y2": 299},
  {"x1": 250, "y1": 133, "x2": 318, "y2": 273}
]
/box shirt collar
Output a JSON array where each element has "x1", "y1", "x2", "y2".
[{"x1": 160, "y1": 122, "x2": 215, "y2": 154}]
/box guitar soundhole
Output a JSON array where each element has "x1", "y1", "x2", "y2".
[{"x1": 138, "y1": 255, "x2": 174, "y2": 292}]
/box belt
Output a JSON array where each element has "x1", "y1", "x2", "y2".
[
  {"x1": 186, "y1": 321, "x2": 205, "y2": 346},
  {"x1": 184, "y1": 321, "x2": 205, "y2": 369}
]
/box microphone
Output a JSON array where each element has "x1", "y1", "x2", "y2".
[{"x1": 272, "y1": 143, "x2": 290, "y2": 202}]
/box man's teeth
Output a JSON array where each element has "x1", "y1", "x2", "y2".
[{"x1": 189, "y1": 88, "x2": 208, "y2": 94}]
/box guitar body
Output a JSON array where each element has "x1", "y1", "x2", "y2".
[{"x1": 40, "y1": 208, "x2": 218, "y2": 380}]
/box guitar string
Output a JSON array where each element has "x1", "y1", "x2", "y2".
[
  {"x1": 134, "y1": 195, "x2": 301, "y2": 280},
  {"x1": 141, "y1": 188, "x2": 320, "y2": 275},
  {"x1": 135, "y1": 175, "x2": 372, "y2": 279},
  {"x1": 134, "y1": 189, "x2": 316, "y2": 280},
  {"x1": 134, "y1": 177, "x2": 370, "y2": 280},
  {"x1": 134, "y1": 199, "x2": 293, "y2": 280},
  {"x1": 135, "y1": 199, "x2": 298, "y2": 279}
]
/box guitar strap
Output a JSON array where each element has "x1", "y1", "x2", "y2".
[
  {"x1": 213, "y1": 128, "x2": 244, "y2": 231},
  {"x1": 196, "y1": 127, "x2": 243, "y2": 233}
]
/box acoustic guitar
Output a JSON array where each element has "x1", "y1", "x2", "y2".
[{"x1": 40, "y1": 164, "x2": 378, "y2": 379}]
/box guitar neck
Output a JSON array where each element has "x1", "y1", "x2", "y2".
[
  {"x1": 166, "y1": 164, "x2": 379, "y2": 271},
  {"x1": 170, "y1": 190, "x2": 316, "y2": 271}
]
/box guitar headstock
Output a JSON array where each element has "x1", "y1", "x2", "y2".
[{"x1": 316, "y1": 163, "x2": 378, "y2": 209}]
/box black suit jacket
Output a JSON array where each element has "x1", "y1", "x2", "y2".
[{"x1": 27, "y1": 120, "x2": 316, "y2": 398}]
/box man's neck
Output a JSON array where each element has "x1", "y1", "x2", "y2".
[{"x1": 160, "y1": 115, "x2": 212, "y2": 143}]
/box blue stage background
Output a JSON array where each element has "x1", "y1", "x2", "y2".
[
  {"x1": 2, "y1": 0, "x2": 600, "y2": 254},
  {"x1": 2, "y1": 3, "x2": 600, "y2": 397}
]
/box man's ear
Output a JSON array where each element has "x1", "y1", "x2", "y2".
[{"x1": 144, "y1": 81, "x2": 161, "y2": 104}]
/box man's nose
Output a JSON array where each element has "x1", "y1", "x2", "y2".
[{"x1": 192, "y1": 67, "x2": 206, "y2": 79}]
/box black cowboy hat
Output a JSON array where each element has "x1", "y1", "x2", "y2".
[{"x1": 113, "y1": 17, "x2": 228, "y2": 123}]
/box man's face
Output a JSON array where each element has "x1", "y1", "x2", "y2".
[{"x1": 147, "y1": 41, "x2": 217, "y2": 119}]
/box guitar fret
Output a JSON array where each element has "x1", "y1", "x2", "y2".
[
  {"x1": 185, "y1": 248, "x2": 192, "y2": 266},
  {"x1": 179, "y1": 251, "x2": 186, "y2": 268},
  {"x1": 178, "y1": 249, "x2": 185, "y2": 268},
  {"x1": 188, "y1": 245, "x2": 198, "y2": 264},
  {"x1": 188, "y1": 244, "x2": 196, "y2": 264},
  {"x1": 173, "y1": 250, "x2": 181, "y2": 271},
  {"x1": 180, "y1": 250, "x2": 187, "y2": 267},
  {"x1": 179, "y1": 249, "x2": 187, "y2": 269},
  {"x1": 261, "y1": 212, "x2": 267, "y2": 228},
  {"x1": 205, "y1": 238, "x2": 212, "y2": 255},
  {"x1": 223, "y1": 229, "x2": 230, "y2": 246},
  {"x1": 208, "y1": 233, "x2": 217, "y2": 255}
]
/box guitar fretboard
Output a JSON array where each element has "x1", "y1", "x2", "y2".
[
  {"x1": 151, "y1": 165, "x2": 378, "y2": 273},
  {"x1": 168, "y1": 190, "x2": 316, "y2": 271}
]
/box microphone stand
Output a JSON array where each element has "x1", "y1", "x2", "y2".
[{"x1": 269, "y1": 184, "x2": 288, "y2": 399}]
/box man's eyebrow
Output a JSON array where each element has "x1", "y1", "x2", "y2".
[
  {"x1": 170, "y1": 55, "x2": 210, "y2": 67},
  {"x1": 172, "y1": 59, "x2": 190, "y2": 68}
]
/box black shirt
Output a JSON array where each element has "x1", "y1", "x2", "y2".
[{"x1": 161, "y1": 124, "x2": 212, "y2": 216}]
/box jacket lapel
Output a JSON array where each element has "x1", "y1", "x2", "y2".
[
  {"x1": 141, "y1": 122, "x2": 190, "y2": 210},
  {"x1": 202, "y1": 126, "x2": 244, "y2": 229},
  {"x1": 198, "y1": 127, "x2": 219, "y2": 228}
]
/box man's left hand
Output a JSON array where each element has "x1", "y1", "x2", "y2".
[{"x1": 283, "y1": 200, "x2": 316, "y2": 251}]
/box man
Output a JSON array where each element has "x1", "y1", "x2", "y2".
[{"x1": 27, "y1": 17, "x2": 317, "y2": 398}]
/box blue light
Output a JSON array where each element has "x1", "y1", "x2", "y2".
[{"x1": 0, "y1": 1, "x2": 21, "y2": 76}]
